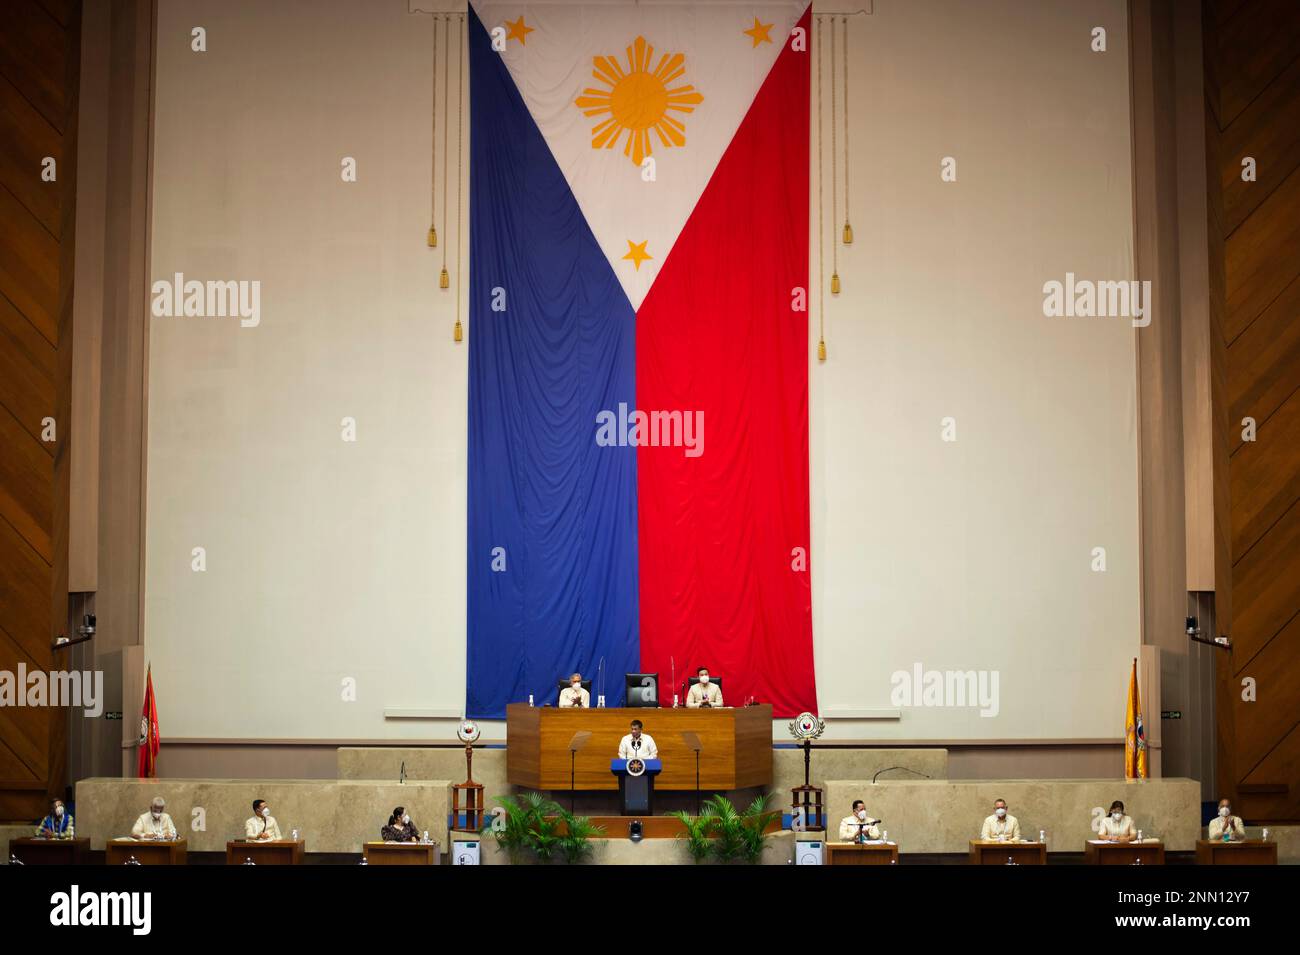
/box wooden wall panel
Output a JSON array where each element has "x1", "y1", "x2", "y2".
[
  {"x1": 1214, "y1": 0, "x2": 1300, "y2": 125},
  {"x1": 1227, "y1": 275, "x2": 1300, "y2": 453},
  {"x1": 1223, "y1": 170, "x2": 1300, "y2": 342},
  {"x1": 1220, "y1": 56, "x2": 1300, "y2": 234},
  {"x1": 0, "y1": 0, "x2": 79, "y2": 823},
  {"x1": 1206, "y1": 0, "x2": 1300, "y2": 824}
]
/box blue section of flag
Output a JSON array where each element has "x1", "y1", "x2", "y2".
[{"x1": 465, "y1": 6, "x2": 640, "y2": 718}]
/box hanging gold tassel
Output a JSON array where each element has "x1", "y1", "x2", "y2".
[
  {"x1": 440, "y1": 267, "x2": 450, "y2": 289},
  {"x1": 818, "y1": 338, "x2": 827, "y2": 362},
  {"x1": 428, "y1": 225, "x2": 438, "y2": 247},
  {"x1": 831, "y1": 271, "x2": 841, "y2": 295},
  {"x1": 842, "y1": 221, "x2": 853, "y2": 245},
  {"x1": 452, "y1": 18, "x2": 465, "y2": 342}
]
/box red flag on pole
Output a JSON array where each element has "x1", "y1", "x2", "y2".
[{"x1": 138, "y1": 665, "x2": 160, "y2": 778}]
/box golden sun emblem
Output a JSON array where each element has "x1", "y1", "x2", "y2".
[{"x1": 574, "y1": 36, "x2": 704, "y2": 166}]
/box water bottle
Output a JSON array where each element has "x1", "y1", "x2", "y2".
[
  {"x1": 1262, "y1": 828, "x2": 1270, "y2": 842},
  {"x1": 881, "y1": 830, "x2": 888, "y2": 844},
  {"x1": 1137, "y1": 829, "x2": 1143, "y2": 843},
  {"x1": 597, "y1": 694, "x2": 606, "y2": 708},
  {"x1": 673, "y1": 694, "x2": 679, "y2": 708},
  {"x1": 1039, "y1": 829, "x2": 1045, "y2": 845},
  {"x1": 291, "y1": 828, "x2": 299, "y2": 842},
  {"x1": 423, "y1": 830, "x2": 430, "y2": 844},
  {"x1": 528, "y1": 694, "x2": 534, "y2": 707}
]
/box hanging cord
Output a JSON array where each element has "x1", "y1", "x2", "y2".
[
  {"x1": 829, "y1": 18, "x2": 840, "y2": 294},
  {"x1": 428, "y1": 16, "x2": 438, "y2": 247},
  {"x1": 816, "y1": 17, "x2": 827, "y2": 361},
  {"x1": 454, "y1": 16, "x2": 465, "y2": 342},
  {"x1": 842, "y1": 15, "x2": 853, "y2": 244},
  {"x1": 440, "y1": 17, "x2": 451, "y2": 288}
]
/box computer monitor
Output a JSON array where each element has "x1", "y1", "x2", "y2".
[{"x1": 624, "y1": 673, "x2": 659, "y2": 707}]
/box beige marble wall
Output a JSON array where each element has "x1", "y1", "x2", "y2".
[
  {"x1": 3, "y1": 824, "x2": 35, "y2": 863},
  {"x1": 470, "y1": 829, "x2": 794, "y2": 865},
  {"x1": 74, "y1": 778, "x2": 452, "y2": 854},
  {"x1": 337, "y1": 747, "x2": 510, "y2": 802},
  {"x1": 336, "y1": 745, "x2": 947, "y2": 807},
  {"x1": 1248, "y1": 825, "x2": 1298, "y2": 865},
  {"x1": 823, "y1": 778, "x2": 1203, "y2": 853},
  {"x1": 770, "y1": 747, "x2": 948, "y2": 795}
]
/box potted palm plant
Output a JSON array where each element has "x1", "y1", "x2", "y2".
[
  {"x1": 486, "y1": 792, "x2": 604, "y2": 864},
  {"x1": 671, "y1": 793, "x2": 781, "y2": 864}
]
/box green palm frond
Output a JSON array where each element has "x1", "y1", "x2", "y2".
[{"x1": 669, "y1": 809, "x2": 713, "y2": 863}]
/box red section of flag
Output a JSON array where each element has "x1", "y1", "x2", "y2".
[
  {"x1": 635, "y1": 6, "x2": 815, "y2": 716},
  {"x1": 138, "y1": 665, "x2": 160, "y2": 779}
]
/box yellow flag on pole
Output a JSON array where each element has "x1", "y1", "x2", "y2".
[{"x1": 1125, "y1": 658, "x2": 1148, "y2": 779}]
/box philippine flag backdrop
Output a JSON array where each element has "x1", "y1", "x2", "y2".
[{"x1": 466, "y1": 2, "x2": 816, "y2": 718}]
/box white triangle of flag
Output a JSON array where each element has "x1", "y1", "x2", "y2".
[{"x1": 475, "y1": 2, "x2": 805, "y2": 310}]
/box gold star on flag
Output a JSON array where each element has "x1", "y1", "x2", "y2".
[
  {"x1": 505, "y1": 16, "x2": 535, "y2": 45},
  {"x1": 743, "y1": 18, "x2": 774, "y2": 47},
  {"x1": 623, "y1": 240, "x2": 652, "y2": 271}
]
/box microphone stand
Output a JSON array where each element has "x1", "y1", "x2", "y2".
[
  {"x1": 872, "y1": 766, "x2": 931, "y2": 784},
  {"x1": 566, "y1": 731, "x2": 591, "y2": 815},
  {"x1": 694, "y1": 749, "x2": 701, "y2": 816}
]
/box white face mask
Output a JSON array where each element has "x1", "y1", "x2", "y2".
[
  {"x1": 856, "y1": 809, "x2": 866, "y2": 820},
  {"x1": 1219, "y1": 807, "x2": 1230, "y2": 818},
  {"x1": 995, "y1": 808, "x2": 1006, "y2": 818},
  {"x1": 1112, "y1": 812, "x2": 1123, "y2": 821},
  {"x1": 152, "y1": 810, "x2": 163, "y2": 819},
  {"x1": 402, "y1": 814, "x2": 410, "y2": 824},
  {"x1": 55, "y1": 806, "x2": 64, "y2": 817},
  {"x1": 261, "y1": 807, "x2": 271, "y2": 817},
  {"x1": 571, "y1": 682, "x2": 581, "y2": 690},
  {"x1": 699, "y1": 676, "x2": 710, "y2": 685}
]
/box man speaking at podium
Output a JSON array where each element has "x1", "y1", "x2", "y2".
[
  {"x1": 686, "y1": 667, "x2": 723, "y2": 708},
  {"x1": 838, "y1": 800, "x2": 881, "y2": 842},
  {"x1": 618, "y1": 719, "x2": 657, "y2": 759}
]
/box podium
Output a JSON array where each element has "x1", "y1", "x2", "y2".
[
  {"x1": 827, "y1": 842, "x2": 898, "y2": 865},
  {"x1": 225, "y1": 840, "x2": 305, "y2": 865},
  {"x1": 1195, "y1": 840, "x2": 1277, "y2": 865},
  {"x1": 968, "y1": 840, "x2": 1046, "y2": 865},
  {"x1": 1084, "y1": 840, "x2": 1165, "y2": 865},
  {"x1": 507, "y1": 704, "x2": 771, "y2": 791},
  {"x1": 364, "y1": 842, "x2": 441, "y2": 865},
  {"x1": 9, "y1": 837, "x2": 90, "y2": 865},
  {"x1": 611, "y1": 758, "x2": 661, "y2": 815},
  {"x1": 105, "y1": 839, "x2": 187, "y2": 865}
]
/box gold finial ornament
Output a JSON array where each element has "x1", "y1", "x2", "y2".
[
  {"x1": 428, "y1": 226, "x2": 438, "y2": 247},
  {"x1": 842, "y1": 221, "x2": 853, "y2": 244},
  {"x1": 830, "y1": 271, "x2": 841, "y2": 295},
  {"x1": 453, "y1": 319, "x2": 463, "y2": 343},
  {"x1": 440, "y1": 267, "x2": 450, "y2": 289},
  {"x1": 818, "y1": 338, "x2": 827, "y2": 362}
]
